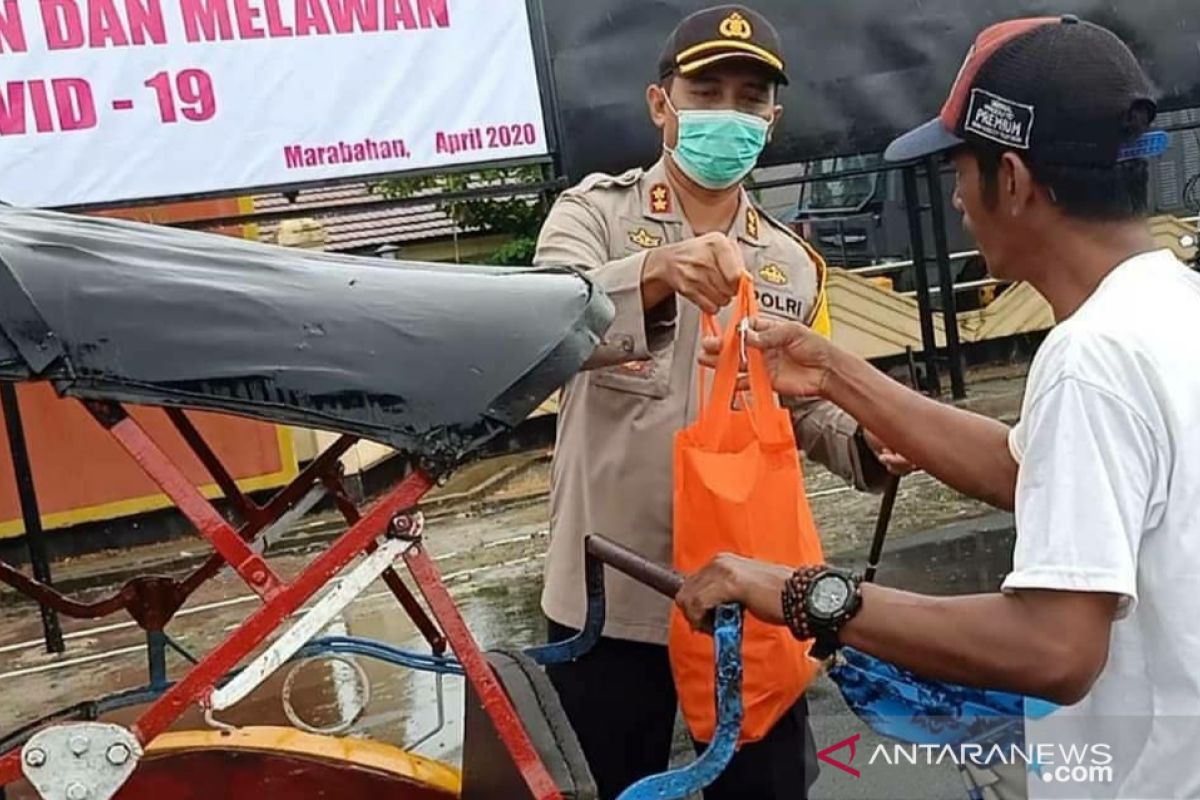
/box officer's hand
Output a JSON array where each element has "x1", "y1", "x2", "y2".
[{"x1": 644, "y1": 232, "x2": 744, "y2": 314}]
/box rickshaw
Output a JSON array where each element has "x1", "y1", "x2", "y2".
[{"x1": 0, "y1": 204, "x2": 747, "y2": 800}]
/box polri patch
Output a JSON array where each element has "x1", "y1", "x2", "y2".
[
  {"x1": 963, "y1": 88, "x2": 1034, "y2": 150},
  {"x1": 629, "y1": 228, "x2": 663, "y2": 248}
]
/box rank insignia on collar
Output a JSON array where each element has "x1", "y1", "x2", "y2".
[
  {"x1": 759, "y1": 263, "x2": 788, "y2": 286},
  {"x1": 650, "y1": 184, "x2": 672, "y2": 215},
  {"x1": 746, "y1": 207, "x2": 760, "y2": 240},
  {"x1": 629, "y1": 228, "x2": 663, "y2": 249}
]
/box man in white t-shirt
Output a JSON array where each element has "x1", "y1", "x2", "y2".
[{"x1": 674, "y1": 15, "x2": 1200, "y2": 799}]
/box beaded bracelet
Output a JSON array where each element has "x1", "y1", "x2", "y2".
[{"x1": 780, "y1": 565, "x2": 825, "y2": 641}]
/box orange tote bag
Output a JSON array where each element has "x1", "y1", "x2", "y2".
[{"x1": 668, "y1": 275, "x2": 825, "y2": 745}]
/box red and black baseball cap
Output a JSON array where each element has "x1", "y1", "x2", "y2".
[
  {"x1": 885, "y1": 15, "x2": 1166, "y2": 165},
  {"x1": 658, "y1": 5, "x2": 789, "y2": 85}
]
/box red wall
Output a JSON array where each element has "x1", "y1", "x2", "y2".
[{"x1": 1, "y1": 197, "x2": 298, "y2": 538}]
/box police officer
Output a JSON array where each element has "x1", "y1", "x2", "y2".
[{"x1": 533, "y1": 5, "x2": 895, "y2": 798}]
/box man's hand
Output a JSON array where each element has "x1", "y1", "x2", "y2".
[
  {"x1": 676, "y1": 553, "x2": 794, "y2": 630},
  {"x1": 863, "y1": 428, "x2": 917, "y2": 476},
  {"x1": 643, "y1": 232, "x2": 746, "y2": 314},
  {"x1": 700, "y1": 316, "x2": 834, "y2": 396}
]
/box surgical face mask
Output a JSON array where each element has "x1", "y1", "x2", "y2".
[{"x1": 663, "y1": 95, "x2": 771, "y2": 190}]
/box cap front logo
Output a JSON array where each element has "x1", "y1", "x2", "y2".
[
  {"x1": 963, "y1": 88, "x2": 1034, "y2": 150},
  {"x1": 718, "y1": 12, "x2": 753, "y2": 40}
]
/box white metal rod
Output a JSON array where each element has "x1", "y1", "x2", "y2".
[{"x1": 209, "y1": 537, "x2": 405, "y2": 712}]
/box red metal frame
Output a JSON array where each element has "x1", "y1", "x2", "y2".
[
  {"x1": 93, "y1": 406, "x2": 284, "y2": 601},
  {"x1": 0, "y1": 400, "x2": 565, "y2": 797},
  {"x1": 0, "y1": 452, "x2": 436, "y2": 784},
  {"x1": 0, "y1": 431, "x2": 359, "y2": 626},
  {"x1": 131, "y1": 469, "x2": 436, "y2": 741},
  {"x1": 166, "y1": 407, "x2": 263, "y2": 526},
  {"x1": 322, "y1": 472, "x2": 448, "y2": 655},
  {"x1": 405, "y1": 543, "x2": 563, "y2": 800},
  {"x1": 177, "y1": 433, "x2": 359, "y2": 599}
]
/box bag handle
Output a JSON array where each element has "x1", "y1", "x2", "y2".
[
  {"x1": 697, "y1": 276, "x2": 779, "y2": 435},
  {"x1": 696, "y1": 313, "x2": 722, "y2": 417},
  {"x1": 696, "y1": 310, "x2": 755, "y2": 419}
]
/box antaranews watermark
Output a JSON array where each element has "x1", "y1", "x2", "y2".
[
  {"x1": 1038, "y1": 763, "x2": 1115, "y2": 785},
  {"x1": 869, "y1": 742, "x2": 1114, "y2": 786}
]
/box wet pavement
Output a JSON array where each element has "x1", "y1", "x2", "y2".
[
  {"x1": 0, "y1": 365, "x2": 1031, "y2": 799},
  {"x1": 0, "y1": 506, "x2": 1020, "y2": 800}
]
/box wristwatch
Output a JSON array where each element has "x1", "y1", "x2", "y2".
[{"x1": 782, "y1": 565, "x2": 863, "y2": 660}]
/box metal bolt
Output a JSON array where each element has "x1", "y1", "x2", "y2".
[
  {"x1": 106, "y1": 743, "x2": 131, "y2": 766},
  {"x1": 24, "y1": 748, "x2": 46, "y2": 768},
  {"x1": 250, "y1": 568, "x2": 267, "y2": 584},
  {"x1": 66, "y1": 783, "x2": 89, "y2": 800},
  {"x1": 68, "y1": 735, "x2": 91, "y2": 756}
]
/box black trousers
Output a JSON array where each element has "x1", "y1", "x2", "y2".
[{"x1": 544, "y1": 618, "x2": 820, "y2": 799}]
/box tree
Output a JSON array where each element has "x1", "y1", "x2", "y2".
[{"x1": 372, "y1": 165, "x2": 548, "y2": 265}]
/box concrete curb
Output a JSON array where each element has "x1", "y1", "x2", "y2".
[
  {"x1": 421, "y1": 453, "x2": 550, "y2": 510},
  {"x1": 831, "y1": 510, "x2": 1017, "y2": 593}
]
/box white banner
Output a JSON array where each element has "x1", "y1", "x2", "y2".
[{"x1": 0, "y1": 0, "x2": 549, "y2": 208}]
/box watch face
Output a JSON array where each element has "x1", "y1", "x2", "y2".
[{"x1": 809, "y1": 575, "x2": 850, "y2": 618}]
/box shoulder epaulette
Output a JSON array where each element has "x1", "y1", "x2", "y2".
[{"x1": 564, "y1": 168, "x2": 643, "y2": 196}]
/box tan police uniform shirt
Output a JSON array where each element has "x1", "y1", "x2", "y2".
[{"x1": 535, "y1": 158, "x2": 888, "y2": 645}]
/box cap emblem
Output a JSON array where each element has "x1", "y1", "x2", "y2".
[
  {"x1": 718, "y1": 12, "x2": 753, "y2": 40},
  {"x1": 963, "y1": 88, "x2": 1034, "y2": 149}
]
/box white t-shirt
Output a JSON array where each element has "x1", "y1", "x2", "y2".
[{"x1": 1002, "y1": 249, "x2": 1200, "y2": 799}]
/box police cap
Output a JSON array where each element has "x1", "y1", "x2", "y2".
[{"x1": 658, "y1": 5, "x2": 789, "y2": 86}]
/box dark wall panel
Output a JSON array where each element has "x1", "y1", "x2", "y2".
[{"x1": 541, "y1": 1, "x2": 1200, "y2": 182}]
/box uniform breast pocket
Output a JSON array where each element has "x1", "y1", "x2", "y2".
[
  {"x1": 592, "y1": 218, "x2": 676, "y2": 398},
  {"x1": 591, "y1": 345, "x2": 673, "y2": 399}
]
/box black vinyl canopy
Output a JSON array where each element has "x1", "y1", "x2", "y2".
[{"x1": 0, "y1": 205, "x2": 613, "y2": 461}]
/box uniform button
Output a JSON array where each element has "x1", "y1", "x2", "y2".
[{"x1": 621, "y1": 337, "x2": 634, "y2": 353}]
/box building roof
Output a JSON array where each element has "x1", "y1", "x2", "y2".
[{"x1": 251, "y1": 182, "x2": 477, "y2": 253}]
